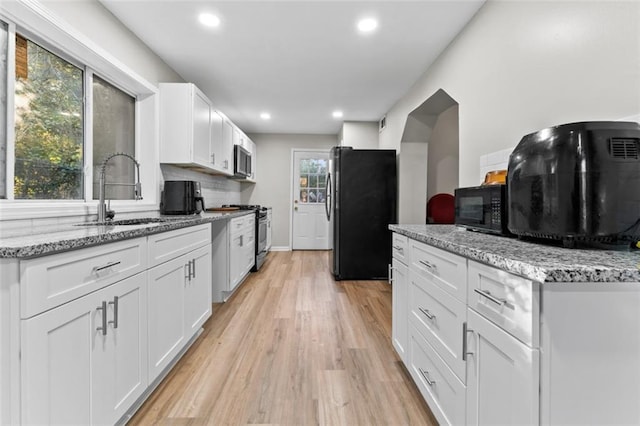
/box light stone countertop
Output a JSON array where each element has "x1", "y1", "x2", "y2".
[
  {"x1": 0, "y1": 211, "x2": 253, "y2": 259},
  {"x1": 390, "y1": 224, "x2": 640, "y2": 283}
]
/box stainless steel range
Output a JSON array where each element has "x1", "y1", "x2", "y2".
[{"x1": 224, "y1": 204, "x2": 270, "y2": 271}]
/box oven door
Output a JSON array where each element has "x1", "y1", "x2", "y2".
[{"x1": 257, "y1": 215, "x2": 268, "y2": 253}]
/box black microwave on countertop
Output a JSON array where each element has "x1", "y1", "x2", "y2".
[{"x1": 454, "y1": 184, "x2": 511, "y2": 236}]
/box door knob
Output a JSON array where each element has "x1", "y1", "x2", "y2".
[
  {"x1": 294, "y1": 206, "x2": 298, "y2": 211},
  {"x1": 294, "y1": 200, "x2": 298, "y2": 204}
]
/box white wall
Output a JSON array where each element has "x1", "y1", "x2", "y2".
[
  {"x1": 41, "y1": 0, "x2": 183, "y2": 85},
  {"x1": 242, "y1": 133, "x2": 338, "y2": 248},
  {"x1": 380, "y1": 0, "x2": 640, "y2": 187},
  {"x1": 427, "y1": 105, "x2": 459, "y2": 198},
  {"x1": 341, "y1": 121, "x2": 379, "y2": 149}
]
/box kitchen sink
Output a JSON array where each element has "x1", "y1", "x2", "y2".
[{"x1": 75, "y1": 217, "x2": 187, "y2": 226}]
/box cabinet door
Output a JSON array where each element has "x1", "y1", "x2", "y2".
[
  {"x1": 192, "y1": 90, "x2": 212, "y2": 165},
  {"x1": 21, "y1": 291, "x2": 99, "y2": 425},
  {"x1": 466, "y1": 309, "x2": 539, "y2": 426},
  {"x1": 210, "y1": 110, "x2": 224, "y2": 171},
  {"x1": 229, "y1": 232, "x2": 243, "y2": 290},
  {"x1": 221, "y1": 119, "x2": 234, "y2": 173},
  {"x1": 392, "y1": 258, "x2": 408, "y2": 363},
  {"x1": 147, "y1": 256, "x2": 187, "y2": 382},
  {"x1": 93, "y1": 273, "x2": 148, "y2": 425},
  {"x1": 184, "y1": 245, "x2": 212, "y2": 338}
]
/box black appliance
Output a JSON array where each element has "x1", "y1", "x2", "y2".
[
  {"x1": 160, "y1": 180, "x2": 204, "y2": 215},
  {"x1": 234, "y1": 145, "x2": 252, "y2": 178},
  {"x1": 454, "y1": 184, "x2": 510, "y2": 236},
  {"x1": 224, "y1": 204, "x2": 269, "y2": 271},
  {"x1": 508, "y1": 121, "x2": 640, "y2": 247},
  {"x1": 326, "y1": 147, "x2": 397, "y2": 280}
]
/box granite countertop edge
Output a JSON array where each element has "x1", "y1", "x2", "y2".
[
  {"x1": 389, "y1": 224, "x2": 640, "y2": 284},
  {"x1": 0, "y1": 211, "x2": 253, "y2": 259}
]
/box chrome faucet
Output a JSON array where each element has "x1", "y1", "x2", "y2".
[{"x1": 98, "y1": 152, "x2": 142, "y2": 222}]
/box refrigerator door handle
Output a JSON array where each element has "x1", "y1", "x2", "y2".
[{"x1": 325, "y1": 172, "x2": 332, "y2": 221}]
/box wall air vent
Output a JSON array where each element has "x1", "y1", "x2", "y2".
[
  {"x1": 379, "y1": 115, "x2": 386, "y2": 133},
  {"x1": 609, "y1": 138, "x2": 639, "y2": 159}
]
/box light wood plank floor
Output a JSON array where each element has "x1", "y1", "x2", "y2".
[{"x1": 130, "y1": 250, "x2": 436, "y2": 425}]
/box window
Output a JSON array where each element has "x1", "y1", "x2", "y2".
[
  {"x1": 92, "y1": 75, "x2": 135, "y2": 200},
  {"x1": 9, "y1": 32, "x2": 138, "y2": 201},
  {"x1": 0, "y1": 21, "x2": 8, "y2": 199},
  {"x1": 14, "y1": 35, "x2": 84, "y2": 199},
  {"x1": 298, "y1": 158, "x2": 327, "y2": 203}
]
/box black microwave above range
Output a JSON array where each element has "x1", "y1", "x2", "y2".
[
  {"x1": 454, "y1": 184, "x2": 511, "y2": 236},
  {"x1": 234, "y1": 145, "x2": 252, "y2": 178}
]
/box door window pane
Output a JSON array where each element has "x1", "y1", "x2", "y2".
[
  {"x1": 0, "y1": 21, "x2": 7, "y2": 198},
  {"x1": 92, "y1": 75, "x2": 136, "y2": 199},
  {"x1": 298, "y1": 157, "x2": 327, "y2": 204},
  {"x1": 14, "y1": 35, "x2": 84, "y2": 199}
]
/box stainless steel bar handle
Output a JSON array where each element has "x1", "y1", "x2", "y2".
[
  {"x1": 393, "y1": 245, "x2": 404, "y2": 253},
  {"x1": 191, "y1": 259, "x2": 196, "y2": 279},
  {"x1": 185, "y1": 261, "x2": 191, "y2": 281},
  {"x1": 325, "y1": 172, "x2": 332, "y2": 221},
  {"x1": 96, "y1": 301, "x2": 108, "y2": 335},
  {"x1": 211, "y1": 153, "x2": 216, "y2": 163},
  {"x1": 418, "y1": 259, "x2": 436, "y2": 270},
  {"x1": 474, "y1": 288, "x2": 506, "y2": 306},
  {"x1": 462, "y1": 321, "x2": 474, "y2": 361},
  {"x1": 388, "y1": 264, "x2": 393, "y2": 284},
  {"x1": 224, "y1": 159, "x2": 229, "y2": 169},
  {"x1": 108, "y1": 296, "x2": 119, "y2": 329},
  {"x1": 94, "y1": 261, "x2": 121, "y2": 272},
  {"x1": 418, "y1": 307, "x2": 436, "y2": 320},
  {"x1": 418, "y1": 368, "x2": 436, "y2": 386}
]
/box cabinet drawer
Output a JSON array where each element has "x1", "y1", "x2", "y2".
[
  {"x1": 392, "y1": 233, "x2": 408, "y2": 263},
  {"x1": 467, "y1": 260, "x2": 539, "y2": 347},
  {"x1": 20, "y1": 238, "x2": 147, "y2": 319},
  {"x1": 148, "y1": 224, "x2": 211, "y2": 267},
  {"x1": 410, "y1": 240, "x2": 467, "y2": 302},
  {"x1": 409, "y1": 323, "x2": 466, "y2": 426},
  {"x1": 409, "y1": 270, "x2": 467, "y2": 382}
]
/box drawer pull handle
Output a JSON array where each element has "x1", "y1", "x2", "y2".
[
  {"x1": 393, "y1": 245, "x2": 404, "y2": 253},
  {"x1": 388, "y1": 264, "x2": 393, "y2": 284},
  {"x1": 108, "y1": 296, "x2": 119, "y2": 329},
  {"x1": 418, "y1": 368, "x2": 436, "y2": 386},
  {"x1": 94, "y1": 261, "x2": 121, "y2": 272},
  {"x1": 474, "y1": 288, "x2": 507, "y2": 306},
  {"x1": 185, "y1": 261, "x2": 192, "y2": 281},
  {"x1": 418, "y1": 307, "x2": 436, "y2": 320},
  {"x1": 191, "y1": 259, "x2": 196, "y2": 279},
  {"x1": 96, "y1": 301, "x2": 108, "y2": 335},
  {"x1": 418, "y1": 260, "x2": 436, "y2": 271}
]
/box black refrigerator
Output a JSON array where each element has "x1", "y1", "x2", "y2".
[{"x1": 325, "y1": 146, "x2": 397, "y2": 280}]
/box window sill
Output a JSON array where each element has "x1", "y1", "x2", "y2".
[{"x1": 0, "y1": 200, "x2": 159, "y2": 222}]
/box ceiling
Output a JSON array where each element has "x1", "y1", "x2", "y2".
[{"x1": 100, "y1": 1, "x2": 485, "y2": 135}]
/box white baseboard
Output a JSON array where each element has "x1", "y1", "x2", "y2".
[{"x1": 270, "y1": 246, "x2": 291, "y2": 252}]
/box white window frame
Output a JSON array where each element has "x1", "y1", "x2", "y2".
[{"x1": 0, "y1": 1, "x2": 159, "y2": 221}]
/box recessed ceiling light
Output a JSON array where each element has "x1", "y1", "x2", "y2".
[
  {"x1": 199, "y1": 13, "x2": 220, "y2": 28},
  {"x1": 357, "y1": 18, "x2": 378, "y2": 33},
  {"x1": 260, "y1": 112, "x2": 271, "y2": 120},
  {"x1": 332, "y1": 111, "x2": 343, "y2": 119}
]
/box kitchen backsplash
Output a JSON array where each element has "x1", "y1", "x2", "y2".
[
  {"x1": 160, "y1": 164, "x2": 242, "y2": 208},
  {"x1": 479, "y1": 147, "x2": 514, "y2": 184}
]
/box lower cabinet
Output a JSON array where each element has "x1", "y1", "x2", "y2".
[
  {"x1": 465, "y1": 309, "x2": 539, "y2": 426},
  {"x1": 391, "y1": 257, "x2": 408, "y2": 363},
  {"x1": 213, "y1": 215, "x2": 255, "y2": 302},
  {"x1": 21, "y1": 272, "x2": 148, "y2": 426}
]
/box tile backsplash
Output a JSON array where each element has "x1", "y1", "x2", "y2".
[
  {"x1": 479, "y1": 147, "x2": 514, "y2": 184},
  {"x1": 160, "y1": 164, "x2": 242, "y2": 208}
]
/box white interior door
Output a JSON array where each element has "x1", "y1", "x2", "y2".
[{"x1": 292, "y1": 150, "x2": 330, "y2": 250}]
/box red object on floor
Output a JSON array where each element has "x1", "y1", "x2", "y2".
[{"x1": 427, "y1": 193, "x2": 455, "y2": 224}]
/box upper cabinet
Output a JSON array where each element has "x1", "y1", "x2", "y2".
[{"x1": 159, "y1": 83, "x2": 233, "y2": 176}]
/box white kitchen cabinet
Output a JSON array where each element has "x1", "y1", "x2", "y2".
[
  {"x1": 159, "y1": 83, "x2": 232, "y2": 176},
  {"x1": 21, "y1": 272, "x2": 148, "y2": 426},
  {"x1": 147, "y1": 224, "x2": 212, "y2": 382},
  {"x1": 213, "y1": 215, "x2": 255, "y2": 302},
  {"x1": 212, "y1": 112, "x2": 234, "y2": 174},
  {"x1": 391, "y1": 232, "x2": 409, "y2": 363},
  {"x1": 465, "y1": 308, "x2": 539, "y2": 426},
  {"x1": 184, "y1": 245, "x2": 212, "y2": 336}
]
